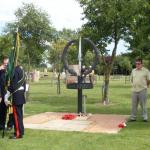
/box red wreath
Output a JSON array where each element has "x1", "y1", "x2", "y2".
[
  {"x1": 62, "y1": 114, "x2": 77, "y2": 120},
  {"x1": 118, "y1": 122, "x2": 126, "y2": 128}
]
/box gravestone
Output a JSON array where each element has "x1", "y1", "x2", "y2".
[{"x1": 32, "y1": 70, "x2": 40, "y2": 82}]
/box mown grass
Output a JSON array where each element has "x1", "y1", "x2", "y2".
[{"x1": 1, "y1": 76, "x2": 150, "y2": 150}]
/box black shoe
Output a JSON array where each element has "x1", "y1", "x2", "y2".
[
  {"x1": 0, "y1": 125, "x2": 5, "y2": 130},
  {"x1": 9, "y1": 135, "x2": 23, "y2": 139},
  {"x1": 143, "y1": 119, "x2": 148, "y2": 122}
]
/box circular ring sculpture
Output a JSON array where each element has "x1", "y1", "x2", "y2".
[{"x1": 62, "y1": 38, "x2": 99, "y2": 76}]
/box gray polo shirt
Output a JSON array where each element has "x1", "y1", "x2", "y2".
[{"x1": 131, "y1": 67, "x2": 150, "y2": 92}]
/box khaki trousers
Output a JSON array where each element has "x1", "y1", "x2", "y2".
[{"x1": 131, "y1": 89, "x2": 148, "y2": 120}]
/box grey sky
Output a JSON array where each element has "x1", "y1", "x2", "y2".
[
  {"x1": 0, "y1": 0, "x2": 84, "y2": 31},
  {"x1": 0, "y1": 0, "x2": 128, "y2": 54}
]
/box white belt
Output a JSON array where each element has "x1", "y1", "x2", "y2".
[
  {"x1": 18, "y1": 86, "x2": 24, "y2": 91},
  {"x1": 4, "y1": 86, "x2": 24, "y2": 101}
]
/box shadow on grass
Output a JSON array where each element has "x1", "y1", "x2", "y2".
[{"x1": 110, "y1": 85, "x2": 131, "y2": 89}]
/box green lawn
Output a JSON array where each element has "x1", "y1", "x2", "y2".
[{"x1": 1, "y1": 76, "x2": 150, "y2": 150}]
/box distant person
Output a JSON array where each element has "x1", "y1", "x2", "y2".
[
  {"x1": 89, "y1": 66, "x2": 95, "y2": 83},
  {"x1": 130, "y1": 58, "x2": 150, "y2": 122}
]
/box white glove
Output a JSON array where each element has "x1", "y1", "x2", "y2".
[
  {"x1": 4, "y1": 91, "x2": 10, "y2": 100},
  {"x1": 4, "y1": 91, "x2": 11, "y2": 106},
  {"x1": 26, "y1": 84, "x2": 29, "y2": 92},
  {"x1": 4, "y1": 99, "x2": 11, "y2": 106}
]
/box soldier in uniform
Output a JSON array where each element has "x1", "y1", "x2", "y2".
[
  {"x1": 0, "y1": 56, "x2": 10, "y2": 130},
  {"x1": 5, "y1": 65, "x2": 26, "y2": 139},
  {"x1": 0, "y1": 56, "x2": 14, "y2": 132}
]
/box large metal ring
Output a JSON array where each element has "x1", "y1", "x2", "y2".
[{"x1": 62, "y1": 38, "x2": 99, "y2": 76}]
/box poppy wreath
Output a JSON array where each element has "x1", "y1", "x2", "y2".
[
  {"x1": 62, "y1": 114, "x2": 77, "y2": 120},
  {"x1": 118, "y1": 122, "x2": 126, "y2": 128}
]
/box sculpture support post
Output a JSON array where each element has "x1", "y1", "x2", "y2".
[{"x1": 78, "y1": 76, "x2": 82, "y2": 113}]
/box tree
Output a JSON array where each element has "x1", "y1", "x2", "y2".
[
  {"x1": 0, "y1": 34, "x2": 13, "y2": 60},
  {"x1": 126, "y1": 0, "x2": 150, "y2": 51},
  {"x1": 58, "y1": 28, "x2": 78, "y2": 41},
  {"x1": 125, "y1": 0, "x2": 150, "y2": 66},
  {"x1": 49, "y1": 29, "x2": 79, "y2": 70},
  {"x1": 116, "y1": 56, "x2": 132, "y2": 74},
  {"x1": 77, "y1": 0, "x2": 139, "y2": 103},
  {"x1": 84, "y1": 50, "x2": 95, "y2": 67},
  {"x1": 5, "y1": 3, "x2": 54, "y2": 71},
  {"x1": 48, "y1": 29, "x2": 79, "y2": 94},
  {"x1": 49, "y1": 39, "x2": 66, "y2": 72}
]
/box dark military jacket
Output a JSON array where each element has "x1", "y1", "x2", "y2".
[
  {"x1": 0, "y1": 69, "x2": 7, "y2": 99},
  {"x1": 8, "y1": 66, "x2": 26, "y2": 105}
]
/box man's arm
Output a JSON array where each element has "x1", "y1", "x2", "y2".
[
  {"x1": 8, "y1": 68, "x2": 19, "y2": 93},
  {"x1": 130, "y1": 70, "x2": 133, "y2": 83},
  {"x1": 146, "y1": 70, "x2": 150, "y2": 87}
]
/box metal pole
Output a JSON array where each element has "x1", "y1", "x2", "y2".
[
  {"x1": 78, "y1": 37, "x2": 82, "y2": 75},
  {"x1": 77, "y1": 37, "x2": 83, "y2": 114},
  {"x1": 83, "y1": 95, "x2": 87, "y2": 114},
  {"x1": 78, "y1": 76, "x2": 82, "y2": 113}
]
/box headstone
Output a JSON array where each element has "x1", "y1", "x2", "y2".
[
  {"x1": 32, "y1": 70, "x2": 40, "y2": 82},
  {"x1": 61, "y1": 72, "x2": 66, "y2": 80},
  {"x1": 44, "y1": 68, "x2": 47, "y2": 73},
  {"x1": 43, "y1": 68, "x2": 48, "y2": 77}
]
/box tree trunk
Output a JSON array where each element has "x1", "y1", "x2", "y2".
[
  {"x1": 102, "y1": 65, "x2": 111, "y2": 104},
  {"x1": 57, "y1": 73, "x2": 61, "y2": 94},
  {"x1": 26, "y1": 50, "x2": 31, "y2": 101},
  {"x1": 27, "y1": 51, "x2": 31, "y2": 78}
]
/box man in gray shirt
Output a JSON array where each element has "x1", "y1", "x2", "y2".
[{"x1": 130, "y1": 58, "x2": 150, "y2": 122}]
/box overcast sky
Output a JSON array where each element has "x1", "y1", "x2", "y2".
[
  {"x1": 0, "y1": 0, "x2": 84, "y2": 32},
  {"x1": 0, "y1": 0, "x2": 128, "y2": 54}
]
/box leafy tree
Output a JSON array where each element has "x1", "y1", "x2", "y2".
[
  {"x1": 49, "y1": 29, "x2": 79, "y2": 71},
  {"x1": 5, "y1": 3, "x2": 54, "y2": 71},
  {"x1": 48, "y1": 29, "x2": 79, "y2": 95},
  {"x1": 126, "y1": 0, "x2": 150, "y2": 52},
  {"x1": 49, "y1": 39, "x2": 66, "y2": 72},
  {"x1": 0, "y1": 34, "x2": 13, "y2": 61},
  {"x1": 58, "y1": 28, "x2": 78, "y2": 41},
  {"x1": 124, "y1": 0, "x2": 150, "y2": 68},
  {"x1": 77, "y1": 0, "x2": 139, "y2": 103},
  {"x1": 83, "y1": 50, "x2": 94, "y2": 67},
  {"x1": 116, "y1": 56, "x2": 132, "y2": 74}
]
